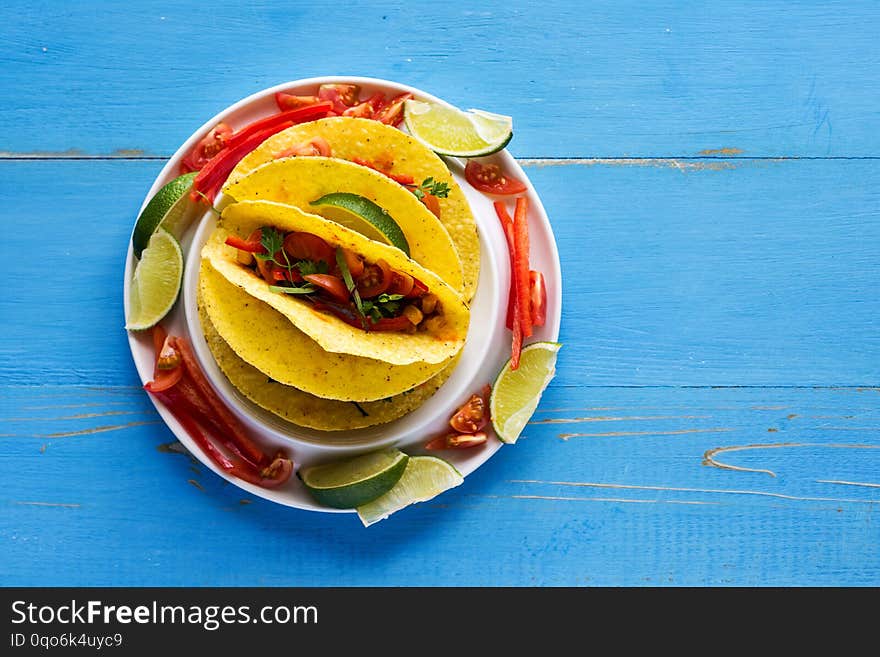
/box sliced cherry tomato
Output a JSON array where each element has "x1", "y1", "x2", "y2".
[
  {"x1": 421, "y1": 192, "x2": 441, "y2": 218},
  {"x1": 465, "y1": 160, "x2": 528, "y2": 195},
  {"x1": 350, "y1": 157, "x2": 415, "y2": 185},
  {"x1": 144, "y1": 326, "x2": 182, "y2": 392},
  {"x1": 275, "y1": 136, "x2": 332, "y2": 158},
  {"x1": 388, "y1": 271, "x2": 414, "y2": 297},
  {"x1": 283, "y1": 232, "x2": 334, "y2": 266},
  {"x1": 343, "y1": 92, "x2": 385, "y2": 119},
  {"x1": 449, "y1": 387, "x2": 490, "y2": 434},
  {"x1": 272, "y1": 267, "x2": 302, "y2": 283},
  {"x1": 181, "y1": 123, "x2": 232, "y2": 173},
  {"x1": 275, "y1": 92, "x2": 320, "y2": 111},
  {"x1": 356, "y1": 258, "x2": 393, "y2": 297},
  {"x1": 318, "y1": 83, "x2": 361, "y2": 113},
  {"x1": 303, "y1": 274, "x2": 350, "y2": 303},
  {"x1": 529, "y1": 270, "x2": 547, "y2": 327},
  {"x1": 425, "y1": 432, "x2": 489, "y2": 450},
  {"x1": 340, "y1": 248, "x2": 365, "y2": 278},
  {"x1": 373, "y1": 92, "x2": 413, "y2": 125}
]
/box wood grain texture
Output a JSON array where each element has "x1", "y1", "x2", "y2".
[
  {"x1": 2, "y1": 385, "x2": 878, "y2": 586},
  {"x1": 2, "y1": 2, "x2": 879, "y2": 587},
  {"x1": 1, "y1": 1, "x2": 878, "y2": 157}
]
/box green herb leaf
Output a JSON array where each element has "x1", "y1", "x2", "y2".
[
  {"x1": 255, "y1": 227, "x2": 284, "y2": 261},
  {"x1": 268, "y1": 284, "x2": 318, "y2": 295},
  {"x1": 335, "y1": 247, "x2": 367, "y2": 325},
  {"x1": 296, "y1": 259, "x2": 328, "y2": 276}
]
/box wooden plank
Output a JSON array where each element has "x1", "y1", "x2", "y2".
[
  {"x1": 1, "y1": 158, "x2": 877, "y2": 386},
  {"x1": 2, "y1": 384, "x2": 878, "y2": 586},
  {"x1": 1, "y1": 1, "x2": 878, "y2": 157}
]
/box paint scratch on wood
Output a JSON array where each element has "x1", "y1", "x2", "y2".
[
  {"x1": 703, "y1": 442, "x2": 880, "y2": 477},
  {"x1": 530, "y1": 415, "x2": 707, "y2": 425},
  {"x1": 817, "y1": 479, "x2": 880, "y2": 489},
  {"x1": 508, "y1": 479, "x2": 880, "y2": 505},
  {"x1": 560, "y1": 427, "x2": 732, "y2": 440},
  {"x1": 187, "y1": 479, "x2": 204, "y2": 492},
  {"x1": 14, "y1": 501, "x2": 80, "y2": 508},
  {"x1": 519, "y1": 158, "x2": 736, "y2": 171},
  {"x1": 698, "y1": 147, "x2": 744, "y2": 156},
  {"x1": 6, "y1": 410, "x2": 151, "y2": 422},
  {"x1": 38, "y1": 420, "x2": 160, "y2": 438},
  {"x1": 482, "y1": 494, "x2": 717, "y2": 506}
]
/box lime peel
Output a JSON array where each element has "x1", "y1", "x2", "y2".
[
  {"x1": 310, "y1": 192, "x2": 410, "y2": 256},
  {"x1": 132, "y1": 172, "x2": 198, "y2": 258},
  {"x1": 300, "y1": 449, "x2": 409, "y2": 509}
]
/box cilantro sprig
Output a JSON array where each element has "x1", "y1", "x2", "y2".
[
  {"x1": 410, "y1": 177, "x2": 450, "y2": 201},
  {"x1": 361, "y1": 293, "x2": 405, "y2": 323}
]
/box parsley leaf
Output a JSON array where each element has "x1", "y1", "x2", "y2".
[
  {"x1": 255, "y1": 227, "x2": 284, "y2": 261},
  {"x1": 296, "y1": 259, "x2": 328, "y2": 276},
  {"x1": 410, "y1": 177, "x2": 450, "y2": 200}
]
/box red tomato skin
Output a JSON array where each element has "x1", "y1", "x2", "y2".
[
  {"x1": 449, "y1": 393, "x2": 489, "y2": 434},
  {"x1": 318, "y1": 84, "x2": 361, "y2": 113},
  {"x1": 356, "y1": 259, "x2": 393, "y2": 298},
  {"x1": 283, "y1": 232, "x2": 335, "y2": 266},
  {"x1": 303, "y1": 274, "x2": 350, "y2": 303},
  {"x1": 275, "y1": 92, "x2": 320, "y2": 111},
  {"x1": 181, "y1": 122, "x2": 232, "y2": 173},
  {"x1": 465, "y1": 160, "x2": 528, "y2": 195}
]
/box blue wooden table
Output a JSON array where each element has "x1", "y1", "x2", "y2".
[{"x1": 2, "y1": 1, "x2": 878, "y2": 586}]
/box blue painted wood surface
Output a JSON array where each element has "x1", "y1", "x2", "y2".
[{"x1": 2, "y1": 1, "x2": 879, "y2": 586}]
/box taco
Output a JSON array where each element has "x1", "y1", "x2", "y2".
[
  {"x1": 224, "y1": 116, "x2": 480, "y2": 300},
  {"x1": 199, "y1": 261, "x2": 449, "y2": 401},
  {"x1": 223, "y1": 156, "x2": 464, "y2": 295},
  {"x1": 202, "y1": 199, "x2": 470, "y2": 367},
  {"x1": 197, "y1": 284, "x2": 457, "y2": 430}
]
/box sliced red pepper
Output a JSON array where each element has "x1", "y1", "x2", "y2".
[
  {"x1": 529, "y1": 270, "x2": 547, "y2": 327},
  {"x1": 171, "y1": 336, "x2": 269, "y2": 467},
  {"x1": 144, "y1": 325, "x2": 183, "y2": 391},
  {"x1": 368, "y1": 315, "x2": 414, "y2": 332},
  {"x1": 224, "y1": 234, "x2": 266, "y2": 253},
  {"x1": 225, "y1": 102, "x2": 333, "y2": 150},
  {"x1": 495, "y1": 201, "x2": 522, "y2": 369},
  {"x1": 192, "y1": 124, "x2": 291, "y2": 204},
  {"x1": 513, "y1": 196, "x2": 532, "y2": 339},
  {"x1": 152, "y1": 388, "x2": 236, "y2": 471},
  {"x1": 406, "y1": 276, "x2": 429, "y2": 299}
]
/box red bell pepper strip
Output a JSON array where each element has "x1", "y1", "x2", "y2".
[
  {"x1": 224, "y1": 234, "x2": 266, "y2": 253},
  {"x1": 225, "y1": 101, "x2": 333, "y2": 150},
  {"x1": 171, "y1": 336, "x2": 269, "y2": 467},
  {"x1": 191, "y1": 124, "x2": 291, "y2": 203},
  {"x1": 152, "y1": 388, "x2": 236, "y2": 471},
  {"x1": 529, "y1": 270, "x2": 547, "y2": 327},
  {"x1": 494, "y1": 201, "x2": 523, "y2": 369},
  {"x1": 513, "y1": 196, "x2": 532, "y2": 339}
]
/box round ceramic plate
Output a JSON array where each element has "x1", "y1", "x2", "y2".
[{"x1": 124, "y1": 76, "x2": 561, "y2": 514}]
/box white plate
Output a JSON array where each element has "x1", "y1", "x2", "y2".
[{"x1": 124, "y1": 76, "x2": 561, "y2": 514}]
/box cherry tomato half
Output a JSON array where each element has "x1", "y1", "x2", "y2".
[
  {"x1": 275, "y1": 92, "x2": 320, "y2": 111},
  {"x1": 356, "y1": 259, "x2": 393, "y2": 298},
  {"x1": 303, "y1": 274, "x2": 350, "y2": 303},
  {"x1": 275, "y1": 136, "x2": 332, "y2": 158},
  {"x1": 449, "y1": 391, "x2": 489, "y2": 434},
  {"x1": 340, "y1": 248, "x2": 365, "y2": 278},
  {"x1": 388, "y1": 271, "x2": 414, "y2": 297},
  {"x1": 373, "y1": 92, "x2": 413, "y2": 125},
  {"x1": 425, "y1": 432, "x2": 489, "y2": 450},
  {"x1": 283, "y1": 232, "x2": 335, "y2": 266},
  {"x1": 318, "y1": 83, "x2": 361, "y2": 113},
  {"x1": 465, "y1": 160, "x2": 528, "y2": 195},
  {"x1": 181, "y1": 122, "x2": 233, "y2": 173}
]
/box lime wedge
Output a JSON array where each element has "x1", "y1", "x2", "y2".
[
  {"x1": 310, "y1": 192, "x2": 410, "y2": 256},
  {"x1": 125, "y1": 229, "x2": 183, "y2": 331},
  {"x1": 403, "y1": 100, "x2": 513, "y2": 157},
  {"x1": 490, "y1": 342, "x2": 561, "y2": 444},
  {"x1": 300, "y1": 449, "x2": 409, "y2": 509},
  {"x1": 132, "y1": 171, "x2": 198, "y2": 258},
  {"x1": 357, "y1": 456, "x2": 463, "y2": 527}
]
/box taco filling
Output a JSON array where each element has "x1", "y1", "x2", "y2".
[{"x1": 225, "y1": 226, "x2": 444, "y2": 334}]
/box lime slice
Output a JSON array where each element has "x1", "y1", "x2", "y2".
[
  {"x1": 300, "y1": 449, "x2": 409, "y2": 509},
  {"x1": 125, "y1": 229, "x2": 184, "y2": 331},
  {"x1": 310, "y1": 192, "x2": 410, "y2": 256},
  {"x1": 490, "y1": 342, "x2": 561, "y2": 444},
  {"x1": 357, "y1": 456, "x2": 463, "y2": 527},
  {"x1": 403, "y1": 100, "x2": 513, "y2": 157},
  {"x1": 132, "y1": 171, "x2": 198, "y2": 258}
]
